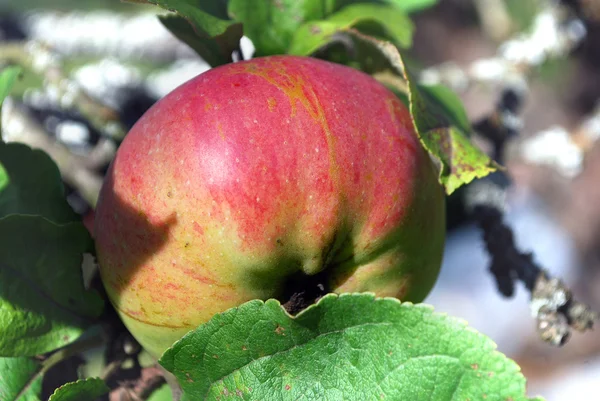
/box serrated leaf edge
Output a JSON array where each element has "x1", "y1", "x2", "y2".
[{"x1": 47, "y1": 377, "x2": 109, "y2": 401}]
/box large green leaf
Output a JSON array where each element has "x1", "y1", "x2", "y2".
[
  {"x1": 47, "y1": 378, "x2": 109, "y2": 401},
  {"x1": 346, "y1": 30, "x2": 497, "y2": 193},
  {"x1": 129, "y1": 0, "x2": 243, "y2": 66},
  {"x1": 289, "y1": 3, "x2": 413, "y2": 56},
  {"x1": 0, "y1": 66, "x2": 22, "y2": 134},
  {"x1": 0, "y1": 142, "x2": 78, "y2": 223},
  {"x1": 161, "y1": 294, "x2": 543, "y2": 401},
  {"x1": 0, "y1": 357, "x2": 42, "y2": 401},
  {"x1": 0, "y1": 215, "x2": 104, "y2": 357}
]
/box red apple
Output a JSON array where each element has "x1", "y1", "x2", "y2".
[{"x1": 95, "y1": 55, "x2": 445, "y2": 358}]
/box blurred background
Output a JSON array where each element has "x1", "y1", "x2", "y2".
[{"x1": 1, "y1": 0, "x2": 599, "y2": 399}]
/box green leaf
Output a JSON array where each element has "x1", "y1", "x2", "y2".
[
  {"x1": 0, "y1": 142, "x2": 78, "y2": 223},
  {"x1": 0, "y1": 66, "x2": 21, "y2": 106},
  {"x1": 347, "y1": 30, "x2": 497, "y2": 193},
  {"x1": 147, "y1": 384, "x2": 173, "y2": 401},
  {"x1": 331, "y1": 3, "x2": 413, "y2": 47},
  {"x1": 0, "y1": 66, "x2": 22, "y2": 135},
  {"x1": 161, "y1": 294, "x2": 543, "y2": 401},
  {"x1": 227, "y1": 0, "x2": 420, "y2": 56},
  {"x1": 47, "y1": 378, "x2": 109, "y2": 401},
  {"x1": 0, "y1": 215, "x2": 104, "y2": 357},
  {"x1": 0, "y1": 357, "x2": 42, "y2": 401},
  {"x1": 406, "y1": 73, "x2": 497, "y2": 193},
  {"x1": 132, "y1": 0, "x2": 243, "y2": 66},
  {"x1": 193, "y1": 0, "x2": 229, "y2": 19},
  {"x1": 418, "y1": 84, "x2": 471, "y2": 135},
  {"x1": 289, "y1": 3, "x2": 413, "y2": 56},
  {"x1": 308, "y1": 0, "x2": 440, "y2": 15},
  {"x1": 228, "y1": 0, "x2": 331, "y2": 56},
  {"x1": 386, "y1": 0, "x2": 439, "y2": 13}
]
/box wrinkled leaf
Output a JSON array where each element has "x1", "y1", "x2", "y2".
[
  {"x1": 289, "y1": 3, "x2": 413, "y2": 56},
  {"x1": 47, "y1": 378, "x2": 109, "y2": 401},
  {"x1": 132, "y1": 0, "x2": 242, "y2": 66},
  {"x1": 0, "y1": 66, "x2": 22, "y2": 134},
  {"x1": 0, "y1": 142, "x2": 78, "y2": 223},
  {"x1": 0, "y1": 215, "x2": 103, "y2": 357},
  {"x1": 161, "y1": 294, "x2": 543, "y2": 401},
  {"x1": 406, "y1": 73, "x2": 498, "y2": 193},
  {"x1": 347, "y1": 30, "x2": 497, "y2": 193},
  {"x1": 0, "y1": 357, "x2": 42, "y2": 401}
]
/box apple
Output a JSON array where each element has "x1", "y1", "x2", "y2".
[{"x1": 94, "y1": 55, "x2": 445, "y2": 358}]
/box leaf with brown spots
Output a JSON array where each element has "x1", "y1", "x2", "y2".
[
  {"x1": 347, "y1": 30, "x2": 498, "y2": 194},
  {"x1": 160, "y1": 294, "x2": 544, "y2": 401}
]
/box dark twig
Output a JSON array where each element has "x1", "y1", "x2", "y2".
[
  {"x1": 465, "y1": 173, "x2": 597, "y2": 346},
  {"x1": 453, "y1": 0, "x2": 599, "y2": 346},
  {"x1": 473, "y1": 86, "x2": 525, "y2": 163}
]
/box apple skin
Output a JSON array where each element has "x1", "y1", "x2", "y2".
[{"x1": 94, "y1": 55, "x2": 445, "y2": 358}]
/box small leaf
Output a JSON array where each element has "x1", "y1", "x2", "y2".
[
  {"x1": 0, "y1": 356, "x2": 42, "y2": 401},
  {"x1": 0, "y1": 215, "x2": 104, "y2": 357},
  {"x1": 0, "y1": 66, "x2": 21, "y2": 105},
  {"x1": 0, "y1": 142, "x2": 78, "y2": 223},
  {"x1": 0, "y1": 66, "x2": 22, "y2": 134},
  {"x1": 320, "y1": 0, "x2": 440, "y2": 15},
  {"x1": 228, "y1": 0, "x2": 329, "y2": 56},
  {"x1": 386, "y1": 0, "x2": 439, "y2": 13},
  {"x1": 406, "y1": 72, "x2": 498, "y2": 193},
  {"x1": 161, "y1": 294, "x2": 543, "y2": 401},
  {"x1": 418, "y1": 84, "x2": 472, "y2": 135},
  {"x1": 289, "y1": 21, "x2": 349, "y2": 56},
  {"x1": 289, "y1": 3, "x2": 413, "y2": 56},
  {"x1": 331, "y1": 4, "x2": 413, "y2": 47},
  {"x1": 133, "y1": 0, "x2": 242, "y2": 66},
  {"x1": 347, "y1": 30, "x2": 497, "y2": 193},
  {"x1": 47, "y1": 378, "x2": 108, "y2": 401}
]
